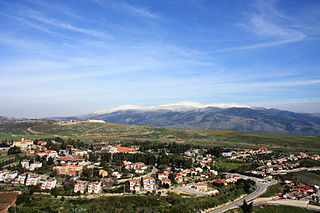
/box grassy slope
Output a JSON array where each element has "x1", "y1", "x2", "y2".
[
  {"x1": 282, "y1": 171, "x2": 320, "y2": 186},
  {"x1": 0, "y1": 121, "x2": 319, "y2": 152},
  {"x1": 260, "y1": 183, "x2": 285, "y2": 198}
]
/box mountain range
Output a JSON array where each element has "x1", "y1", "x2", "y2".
[{"x1": 45, "y1": 102, "x2": 320, "y2": 136}]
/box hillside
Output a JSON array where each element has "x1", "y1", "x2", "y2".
[
  {"x1": 74, "y1": 107, "x2": 320, "y2": 136},
  {"x1": 0, "y1": 116, "x2": 20, "y2": 123},
  {"x1": 0, "y1": 120, "x2": 319, "y2": 152}
]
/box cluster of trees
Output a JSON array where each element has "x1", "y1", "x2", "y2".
[
  {"x1": 236, "y1": 179, "x2": 256, "y2": 194},
  {"x1": 15, "y1": 185, "x2": 41, "y2": 206},
  {"x1": 300, "y1": 159, "x2": 320, "y2": 168},
  {"x1": 95, "y1": 152, "x2": 193, "y2": 169},
  {"x1": 241, "y1": 200, "x2": 253, "y2": 213},
  {"x1": 206, "y1": 147, "x2": 223, "y2": 157},
  {"x1": 7, "y1": 146, "x2": 21, "y2": 155},
  {"x1": 33, "y1": 137, "x2": 89, "y2": 152},
  {"x1": 137, "y1": 141, "x2": 194, "y2": 155},
  {"x1": 14, "y1": 178, "x2": 256, "y2": 213}
]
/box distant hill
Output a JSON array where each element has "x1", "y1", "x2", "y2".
[
  {"x1": 66, "y1": 102, "x2": 320, "y2": 136},
  {"x1": 0, "y1": 116, "x2": 20, "y2": 123}
]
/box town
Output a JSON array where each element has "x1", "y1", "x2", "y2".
[{"x1": 0, "y1": 137, "x2": 320, "y2": 212}]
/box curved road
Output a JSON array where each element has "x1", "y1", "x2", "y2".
[
  {"x1": 210, "y1": 174, "x2": 278, "y2": 213},
  {"x1": 253, "y1": 200, "x2": 320, "y2": 211}
]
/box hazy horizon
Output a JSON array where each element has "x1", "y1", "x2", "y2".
[
  {"x1": 1, "y1": 0, "x2": 320, "y2": 118},
  {"x1": 1, "y1": 101, "x2": 320, "y2": 119}
]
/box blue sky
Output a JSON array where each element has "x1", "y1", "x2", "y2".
[{"x1": 1, "y1": 0, "x2": 320, "y2": 117}]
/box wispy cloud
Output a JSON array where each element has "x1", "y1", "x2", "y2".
[
  {"x1": 115, "y1": 2, "x2": 160, "y2": 19},
  {"x1": 92, "y1": 0, "x2": 161, "y2": 19},
  {"x1": 26, "y1": 0, "x2": 84, "y2": 20},
  {"x1": 215, "y1": 0, "x2": 306, "y2": 52},
  {"x1": 27, "y1": 12, "x2": 109, "y2": 38},
  {"x1": 215, "y1": 37, "x2": 304, "y2": 53}
]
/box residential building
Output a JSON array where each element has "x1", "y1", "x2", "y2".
[
  {"x1": 41, "y1": 178, "x2": 57, "y2": 190},
  {"x1": 99, "y1": 169, "x2": 108, "y2": 178},
  {"x1": 142, "y1": 177, "x2": 155, "y2": 191},
  {"x1": 26, "y1": 175, "x2": 41, "y2": 186},
  {"x1": 17, "y1": 174, "x2": 26, "y2": 185},
  {"x1": 0, "y1": 171, "x2": 8, "y2": 182},
  {"x1": 6, "y1": 171, "x2": 18, "y2": 182},
  {"x1": 192, "y1": 183, "x2": 208, "y2": 192},
  {"x1": 53, "y1": 165, "x2": 83, "y2": 177},
  {"x1": 101, "y1": 146, "x2": 134, "y2": 153},
  {"x1": 88, "y1": 182, "x2": 101, "y2": 194},
  {"x1": 29, "y1": 162, "x2": 42, "y2": 171},
  {"x1": 111, "y1": 171, "x2": 122, "y2": 179},
  {"x1": 221, "y1": 152, "x2": 232, "y2": 157},
  {"x1": 74, "y1": 181, "x2": 88, "y2": 194},
  {"x1": 47, "y1": 150, "x2": 58, "y2": 158},
  {"x1": 160, "y1": 177, "x2": 172, "y2": 186},
  {"x1": 129, "y1": 179, "x2": 140, "y2": 191},
  {"x1": 35, "y1": 152, "x2": 47, "y2": 158},
  {"x1": 175, "y1": 175, "x2": 183, "y2": 183}
]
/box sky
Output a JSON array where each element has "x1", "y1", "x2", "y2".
[{"x1": 1, "y1": 0, "x2": 320, "y2": 118}]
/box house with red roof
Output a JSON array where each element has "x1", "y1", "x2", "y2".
[{"x1": 101, "y1": 146, "x2": 134, "y2": 153}]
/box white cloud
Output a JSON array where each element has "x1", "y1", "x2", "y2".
[
  {"x1": 92, "y1": 0, "x2": 161, "y2": 19},
  {"x1": 215, "y1": 0, "x2": 306, "y2": 52},
  {"x1": 27, "y1": 12, "x2": 109, "y2": 38}
]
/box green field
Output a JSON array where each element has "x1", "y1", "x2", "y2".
[
  {"x1": 0, "y1": 120, "x2": 320, "y2": 152},
  {"x1": 260, "y1": 183, "x2": 286, "y2": 198},
  {"x1": 281, "y1": 171, "x2": 320, "y2": 186},
  {"x1": 214, "y1": 162, "x2": 246, "y2": 170}
]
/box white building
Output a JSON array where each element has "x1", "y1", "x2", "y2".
[
  {"x1": 26, "y1": 175, "x2": 41, "y2": 186},
  {"x1": 17, "y1": 174, "x2": 27, "y2": 185},
  {"x1": 6, "y1": 171, "x2": 18, "y2": 182},
  {"x1": 221, "y1": 152, "x2": 232, "y2": 157},
  {"x1": 41, "y1": 178, "x2": 57, "y2": 190},
  {"x1": 129, "y1": 179, "x2": 140, "y2": 191},
  {"x1": 21, "y1": 160, "x2": 30, "y2": 169},
  {"x1": 0, "y1": 171, "x2": 8, "y2": 182},
  {"x1": 74, "y1": 181, "x2": 88, "y2": 194},
  {"x1": 142, "y1": 177, "x2": 155, "y2": 191},
  {"x1": 47, "y1": 150, "x2": 58, "y2": 159},
  {"x1": 88, "y1": 182, "x2": 101, "y2": 194}
]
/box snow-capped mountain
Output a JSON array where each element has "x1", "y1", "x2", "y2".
[
  {"x1": 44, "y1": 102, "x2": 320, "y2": 136},
  {"x1": 94, "y1": 102, "x2": 254, "y2": 114}
]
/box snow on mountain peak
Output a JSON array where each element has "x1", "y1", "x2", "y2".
[{"x1": 94, "y1": 102, "x2": 253, "y2": 114}]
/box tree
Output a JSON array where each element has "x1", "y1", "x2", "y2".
[
  {"x1": 240, "y1": 200, "x2": 253, "y2": 213},
  {"x1": 47, "y1": 157, "x2": 54, "y2": 166},
  {"x1": 7, "y1": 146, "x2": 21, "y2": 155},
  {"x1": 51, "y1": 187, "x2": 59, "y2": 198}
]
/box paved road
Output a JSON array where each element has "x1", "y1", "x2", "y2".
[
  {"x1": 270, "y1": 167, "x2": 320, "y2": 175},
  {"x1": 254, "y1": 200, "x2": 320, "y2": 211},
  {"x1": 118, "y1": 167, "x2": 158, "y2": 183},
  {"x1": 209, "y1": 174, "x2": 277, "y2": 213}
]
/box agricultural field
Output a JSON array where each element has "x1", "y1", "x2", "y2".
[{"x1": 0, "y1": 120, "x2": 319, "y2": 152}]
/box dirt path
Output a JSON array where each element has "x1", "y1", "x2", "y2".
[{"x1": 0, "y1": 191, "x2": 20, "y2": 213}]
